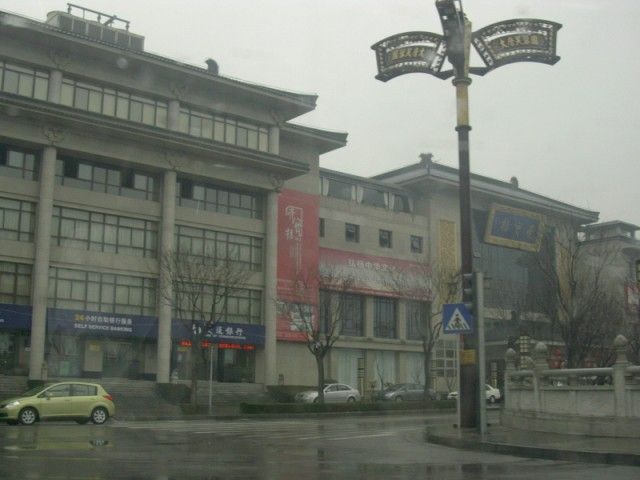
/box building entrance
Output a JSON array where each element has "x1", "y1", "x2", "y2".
[{"x1": 103, "y1": 340, "x2": 136, "y2": 378}]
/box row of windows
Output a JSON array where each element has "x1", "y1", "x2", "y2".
[
  {"x1": 321, "y1": 219, "x2": 424, "y2": 253},
  {"x1": 0, "y1": 58, "x2": 271, "y2": 154},
  {"x1": 0, "y1": 197, "x2": 35, "y2": 242},
  {"x1": 179, "y1": 108, "x2": 270, "y2": 152},
  {"x1": 60, "y1": 78, "x2": 168, "y2": 128},
  {"x1": 0, "y1": 61, "x2": 48, "y2": 101},
  {"x1": 0, "y1": 146, "x2": 38, "y2": 181},
  {"x1": 1, "y1": 261, "x2": 262, "y2": 325},
  {"x1": 177, "y1": 179, "x2": 263, "y2": 219},
  {"x1": 48, "y1": 267, "x2": 157, "y2": 317},
  {"x1": 320, "y1": 177, "x2": 412, "y2": 213},
  {"x1": 55, "y1": 158, "x2": 157, "y2": 201},
  {"x1": 2, "y1": 145, "x2": 264, "y2": 221},
  {"x1": 51, "y1": 206, "x2": 158, "y2": 258},
  {"x1": 0, "y1": 262, "x2": 31, "y2": 305},
  {"x1": 318, "y1": 292, "x2": 430, "y2": 341},
  {"x1": 175, "y1": 287, "x2": 262, "y2": 325},
  {"x1": 176, "y1": 225, "x2": 262, "y2": 271}
]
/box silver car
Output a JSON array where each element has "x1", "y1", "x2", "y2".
[{"x1": 294, "y1": 383, "x2": 361, "y2": 403}]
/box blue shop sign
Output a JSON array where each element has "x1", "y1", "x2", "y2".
[
  {"x1": 172, "y1": 319, "x2": 265, "y2": 345},
  {"x1": 0, "y1": 303, "x2": 32, "y2": 330},
  {"x1": 47, "y1": 308, "x2": 157, "y2": 339}
]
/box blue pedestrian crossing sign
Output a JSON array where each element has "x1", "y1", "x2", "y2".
[{"x1": 442, "y1": 303, "x2": 474, "y2": 334}]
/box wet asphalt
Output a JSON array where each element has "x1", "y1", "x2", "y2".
[{"x1": 1, "y1": 412, "x2": 639, "y2": 479}]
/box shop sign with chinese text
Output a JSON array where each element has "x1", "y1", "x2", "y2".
[
  {"x1": 484, "y1": 204, "x2": 545, "y2": 252},
  {"x1": 372, "y1": 31, "x2": 447, "y2": 81}
]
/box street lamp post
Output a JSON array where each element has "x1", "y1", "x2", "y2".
[{"x1": 372, "y1": 1, "x2": 561, "y2": 430}]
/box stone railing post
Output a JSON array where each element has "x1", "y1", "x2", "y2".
[
  {"x1": 532, "y1": 342, "x2": 549, "y2": 413},
  {"x1": 613, "y1": 334, "x2": 629, "y2": 417},
  {"x1": 505, "y1": 348, "x2": 517, "y2": 410}
]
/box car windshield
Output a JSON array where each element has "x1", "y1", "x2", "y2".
[{"x1": 0, "y1": 2, "x2": 637, "y2": 479}]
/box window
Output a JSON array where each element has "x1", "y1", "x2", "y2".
[
  {"x1": 0, "y1": 61, "x2": 49, "y2": 101},
  {"x1": 176, "y1": 225, "x2": 262, "y2": 271},
  {"x1": 51, "y1": 207, "x2": 158, "y2": 258},
  {"x1": 374, "y1": 297, "x2": 396, "y2": 338},
  {"x1": 60, "y1": 78, "x2": 168, "y2": 128},
  {"x1": 71, "y1": 384, "x2": 97, "y2": 396},
  {"x1": 361, "y1": 187, "x2": 387, "y2": 208},
  {"x1": 176, "y1": 287, "x2": 262, "y2": 325},
  {"x1": 0, "y1": 262, "x2": 31, "y2": 305},
  {"x1": 431, "y1": 339, "x2": 457, "y2": 379},
  {"x1": 319, "y1": 218, "x2": 325, "y2": 238},
  {"x1": 48, "y1": 268, "x2": 156, "y2": 316},
  {"x1": 406, "y1": 300, "x2": 429, "y2": 340},
  {"x1": 179, "y1": 107, "x2": 269, "y2": 152},
  {"x1": 345, "y1": 223, "x2": 360, "y2": 243},
  {"x1": 45, "y1": 384, "x2": 71, "y2": 398},
  {"x1": 393, "y1": 194, "x2": 411, "y2": 213},
  {"x1": 0, "y1": 145, "x2": 38, "y2": 180},
  {"x1": 379, "y1": 229, "x2": 392, "y2": 248},
  {"x1": 55, "y1": 158, "x2": 157, "y2": 201},
  {"x1": 341, "y1": 294, "x2": 364, "y2": 336},
  {"x1": 326, "y1": 179, "x2": 353, "y2": 201},
  {"x1": 176, "y1": 178, "x2": 263, "y2": 219},
  {"x1": 0, "y1": 197, "x2": 35, "y2": 241},
  {"x1": 410, "y1": 235, "x2": 423, "y2": 254}
]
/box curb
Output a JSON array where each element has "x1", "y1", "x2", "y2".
[
  {"x1": 426, "y1": 432, "x2": 640, "y2": 467},
  {"x1": 114, "y1": 408, "x2": 455, "y2": 422}
]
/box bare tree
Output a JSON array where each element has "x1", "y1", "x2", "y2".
[
  {"x1": 160, "y1": 249, "x2": 252, "y2": 405},
  {"x1": 278, "y1": 267, "x2": 354, "y2": 403},
  {"x1": 386, "y1": 261, "x2": 459, "y2": 401},
  {"x1": 535, "y1": 226, "x2": 623, "y2": 368}
]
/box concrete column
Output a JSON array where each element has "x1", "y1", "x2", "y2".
[
  {"x1": 156, "y1": 170, "x2": 176, "y2": 383},
  {"x1": 532, "y1": 342, "x2": 549, "y2": 413},
  {"x1": 397, "y1": 300, "x2": 407, "y2": 340},
  {"x1": 167, "y1": 100, "x2": 181, "y2": 132},
  {"x1": 47, "y1": 70, "x2": 63, "y2": 103},
  {"x1": 28, "y1": 146, "x2": 56, "y2": 380},
  {"x1": 504, "y1": 348, "x2": 517, "y2": 411},
  {"x1": 263, "y1": 190, "x2": 279, "y2": 386},
  {"x1": 364, "y1": 296, "x2": 374, "y2": 338},
  {"x1": 268, "y1": 126, "x2": 280, "y2": 155},
  {"x1": 613, "y1": 334, "x2": 629, "y2": 417}
]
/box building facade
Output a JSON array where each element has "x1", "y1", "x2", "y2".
[{"x1": 0, "y1": 6, "x2": 610, "y2": 396}]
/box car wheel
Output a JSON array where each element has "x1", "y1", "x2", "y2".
[
  {"x1": 18, "y1": 407, "x2": 38, "y2": 425},
  {"x1": 347, "y1": 397, "x2": 356, "y2": 403},
  {"x1": 488, "y1": 395, "x2": 496, "y2": 404},
  {"x1": 91, "y1": 407, "x2": 109, "y2": 425},
  {"x1": 394, "y1": 396, "x2": 403, "y2": 403}
]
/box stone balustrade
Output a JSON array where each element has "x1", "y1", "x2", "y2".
[{"x1": 502, "y1": 335, "x2": 640, "y2": 437}]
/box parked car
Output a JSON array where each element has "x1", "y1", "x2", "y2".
[
  {"x1": 0, "y1": 381, "x2": 115, "y2": 425},
  {"x1": 294, "y1": 383, "x2": 361, "y2": 403},
  {"x1": 374, "y1": 383, "x2": 438, "y2": 402},
  {"x1": 446, "y1": 384, "x2": 502, "y2": 403}
]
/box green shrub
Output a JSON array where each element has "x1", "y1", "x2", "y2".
[{"x1": 156, "y1": 383, "x2": 191, "y2": 404}]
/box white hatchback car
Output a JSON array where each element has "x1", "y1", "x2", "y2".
[
  {"x1": 447, "y1": 384, "x2": 501, "y2": 403},
  {"x1": 294, "y1": 383, "x2": 361, "y2": 403}
]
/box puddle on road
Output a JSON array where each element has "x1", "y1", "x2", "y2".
[{"x1": 4, "y1": 438, "x2": 110, "y2": 451}]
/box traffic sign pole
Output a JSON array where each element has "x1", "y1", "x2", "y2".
[{"x1": 476, "y1": 272, "x2": 486, "y2": 436}]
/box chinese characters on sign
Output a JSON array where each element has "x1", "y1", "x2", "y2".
[
  {"x1": 372, "y1": 31, "x2": 447, "y2": 82},
  {"x1": 284, "y1": 205, "x2": 304, "y2": 274},
  {"x1": 72, "y1": 313, "x2": 133, "y2": 333},
  {"x1": 484, "y1": 204, "x2": 545, "y2": 252},
  {"x1": 473, "y1": 19, "x2": 561, "y2": 72}
]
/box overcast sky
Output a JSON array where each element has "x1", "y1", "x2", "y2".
[{"x1": 2, "y1": 0, "x2": 639, "y2": 226}]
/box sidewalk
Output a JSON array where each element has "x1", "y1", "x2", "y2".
[{"x1": 426, "y1": 423, "x2": 640, "y2": 467}]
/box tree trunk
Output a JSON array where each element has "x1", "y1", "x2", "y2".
[
  {"x1": 316, "y1": 354, "x2": 325, "y2": 404},
  {"x1": 423, "y1": 351, "x2": 433, "y2": 403}
]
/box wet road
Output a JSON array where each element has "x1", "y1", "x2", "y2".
[{"x1": 1, "y1": 413, "x2": 639, "y2": 479}]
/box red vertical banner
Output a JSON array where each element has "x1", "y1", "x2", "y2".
[{"x1": 276, "y1": 189, "x2": 319, "y2": 341}]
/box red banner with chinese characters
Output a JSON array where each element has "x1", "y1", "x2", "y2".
[
  {"x1": 319, "y1": 248, "x2": 433, "y2": 299},
  {"x1": 276, "y1": 189, "x2": 320, "y2": 341}
]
